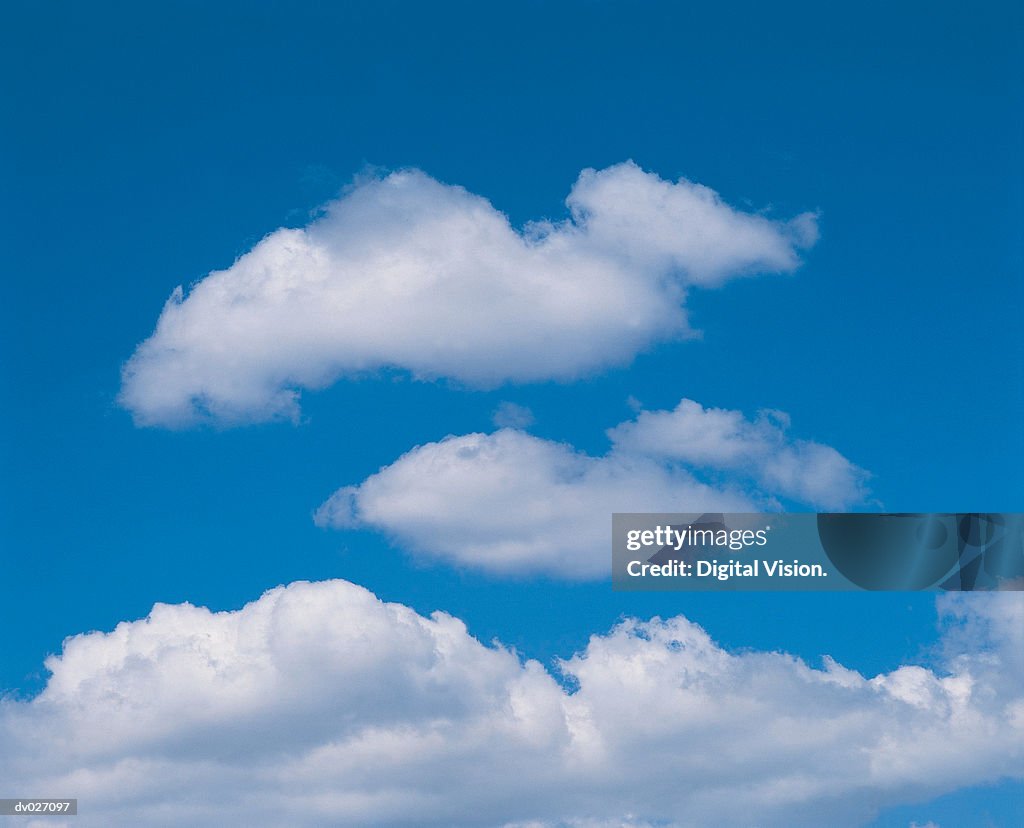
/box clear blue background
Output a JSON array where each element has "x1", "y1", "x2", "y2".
[{"x1": 2, "y1": 2, "x2": 1022, "y2": 823}]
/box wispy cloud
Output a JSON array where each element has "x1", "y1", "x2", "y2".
[
  {"x1": 492, "y1": 401, "x2": 535, "y2": 430},
  {"x1": 314, "y1": 398, "x2": 867, "y2": 577},
  {"x1": 120, "y1": 162, "x2": 817, "y2": 427},
  {"x1": 2, "y1": 581, "x2": 1020, "y2": 827}
]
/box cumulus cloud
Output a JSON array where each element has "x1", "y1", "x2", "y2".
[
  {"x1": 608, "y1": 398, "x2": 868, "y2": 510},
  {"x1": 314, "y1": 399, "x2": 867, "y2": 577},
  {"x1": 119, "y1": 162, "x2": 817, "y2": 427},
  {"x1": 1, "y1": 580, "x2": 1021, "y2": 827},
  {"x1": 314, "y1": 428, "x2": 756, "y2": 578}
]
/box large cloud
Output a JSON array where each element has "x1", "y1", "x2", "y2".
[
  {"x1": 314, "y1": 399, "x2": 868, "y2": 577},
  {"x1": 119, "y1": 162, "x2": 817, "y2": 427},
  {"x1": 1, "y1": 580, "x2": 1021, "y2": 827}
]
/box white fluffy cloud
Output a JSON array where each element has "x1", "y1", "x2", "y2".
[
  {"x1": 1, "y1": 580, "x2": 1021, "y2": 827},
  {"x1": 119, "y1": 162, "x2": 817, "y2": 427},
  {"x1": 314, "y1": 399, "x2": 868, "y2": 577},
  {"x1": 608, "y1": 398, "x2": 868, "y2": 509}
]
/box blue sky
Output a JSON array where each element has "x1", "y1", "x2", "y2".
[{"x1": 2, "y1": 2, "x2": 1022, "y2": 825}]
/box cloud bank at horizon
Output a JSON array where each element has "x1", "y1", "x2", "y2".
[
  {"x1": 1, "y1": 579, "x2": 1020, "y2": 827},
  {"x1": 315, "y1": 398, "x2": 869, "y2": 577},
  {"x1": 120, "y1": 162, "x2": 817, "y2": 427}
]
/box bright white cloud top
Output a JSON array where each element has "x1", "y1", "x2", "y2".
[
  {"x1": 2, "y1": 580, "x2": 1021, "y2": 827},
  {"x1": 315, "y1": 398, "x2": 868, "y2": 578},
  {"x1": 120, "y1": 162, "x2": 817, "y2": 427}
]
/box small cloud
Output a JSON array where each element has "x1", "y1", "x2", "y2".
[
  {"x1": 492, "y1": 402, "x2": 535, "y2": 429},
  {"x1": 608, "y1": 398, "x2": 869, "y2": 510}
]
